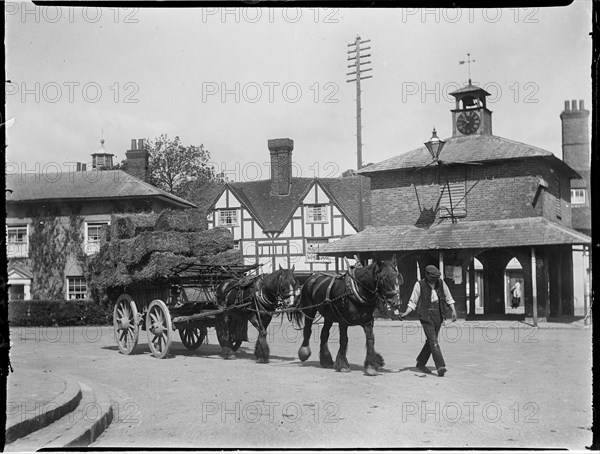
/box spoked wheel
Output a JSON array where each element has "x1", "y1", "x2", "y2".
[
  {"x1": 146, "y1": 299, "x2": 173, "y2": 359},
  {"x1": 113, "y1": 294, "x2": 140, "y2": 355},
  {"x1": 179, "y1": 326, "x2": 206, "y2": 350}
]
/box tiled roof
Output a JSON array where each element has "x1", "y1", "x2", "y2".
[
  {"x1": 227, "y1": 178, "x2": 314, "y2": 232},
  {"x1": 449, "y1": 84, "x2": 491, "y2": 96},
  {"x1": 6, "y1": 170, "x2": 196, "y2": 208},
  {"x1": 319, "y1": 217, "x2": 591, "y2": 256},
  {"x1": 219, "y1": 176, "x2": 369, "y2": 233},
  {"x1": 358, "y1": 134, "x2": 580, "y2": 178},
  {"x1": 319, "y1": 176, "x2": 371, "y2": 229}
]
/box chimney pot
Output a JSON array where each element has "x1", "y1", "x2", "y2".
[
  {"x1": 131, "y1": 139, "x2": 137, "y2": 150},
  {"x1": 561, "y1": 97, "x2": 590, "y2": 172},
  {"x1": 268, "y1": 138, "x2": 294, "y2": 152},
  {"x1": 564, "y1": 100, "x2": 570, "y2": 111},
  {"x1": 138, "y1": 138, "x2": 144, "y2": 149}
]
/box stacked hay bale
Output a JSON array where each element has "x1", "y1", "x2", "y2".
[{"x1": 89, "y1": 209, "x2": 242, "y2": 291}]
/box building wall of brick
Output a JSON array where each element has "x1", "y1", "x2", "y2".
[{"x1": 369, "y1": 159, "x2": 573, "y2": 227}]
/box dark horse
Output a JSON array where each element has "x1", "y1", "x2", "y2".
[
  {"x1": 216, "y1": 266, "x2": 300, "y2": 362},
  {"x1": 292, "y1": 257, "x2": 402, "y2": 375}
]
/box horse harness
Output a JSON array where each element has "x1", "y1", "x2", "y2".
[
  {"x1": 307, "y1": 267, "x2": 384, "y2": 308},
  {"x1": 225, "y1": 274, "x2": 294, "y2": 316}
]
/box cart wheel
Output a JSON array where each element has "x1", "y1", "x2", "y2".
[
  {"x1": 179, "y1": 327, "x2": 206, "y2": 350},
  {"x1": 113, "y1": 294, "x2": 139, "y2": 355},
  {"x1": 231, "y1": 339, "x2": 243, "y2": 352},
  {"x1": 146, "y1": 299, "x2": 172, "y2": 359}
]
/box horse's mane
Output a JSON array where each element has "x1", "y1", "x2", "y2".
[{"x1": 261, "y1": 269, "x2": 284, "y2": 292}]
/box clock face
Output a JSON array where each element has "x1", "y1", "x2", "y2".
[{"x1": 457, "y1": 111, "x2": 481, "y2": 135}]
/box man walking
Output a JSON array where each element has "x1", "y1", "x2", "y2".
[{"x1": 400, "y1": 265, "x2": 457, "y2": 377}]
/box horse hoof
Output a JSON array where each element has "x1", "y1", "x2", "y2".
[
  {"x1": 298, "y1": 346, "x2": 311, "y2": 362},
  {"x1": 365, "y1": 366, "x2": 378, "y2": 376},
  {"x1": 221, "y1": 348, "x2": 236, "y2": 360},
  {"x1": 336, "y1": 367, "x2": 351, "y2": 373}
]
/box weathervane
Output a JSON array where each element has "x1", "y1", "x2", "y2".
[{"x1": 459, "y1": 53, "x2": 475, "y2": 85}]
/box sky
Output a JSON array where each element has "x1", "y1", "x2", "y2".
[{"x1": 5, "y1": 2, "x2": 592, "y2": 182}]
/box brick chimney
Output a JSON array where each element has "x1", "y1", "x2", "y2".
[
  {"x1": 268, "y1": 138, "x2": 293, "y2": 196},
  {"x1": 125, "y1": 138, "x2": 149, "y2": 181},
  {"x1": 560, "y1": 99, "x2": 590, "y2": 172}
]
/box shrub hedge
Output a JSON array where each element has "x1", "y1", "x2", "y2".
[{"x1": 8, "y1": 300, "x2": 113, "y2": 326}]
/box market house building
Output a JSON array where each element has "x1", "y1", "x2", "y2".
[
  {"x1": 207, "y1": 138, "x2": 369, "y2": 276},
  {"x1": 320, "y1": 85, "x2": 591, "y2": 322},
  {"x1": 6, "y1": 139, "x2": 196, "y2": 301}
]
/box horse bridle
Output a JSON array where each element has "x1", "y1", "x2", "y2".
[
  {"x1": 348, "y1": 266, "x2": 400, "y2": 305},
  {"x1": 255, "y1": 277, "x2": 300, "y2": 311}
]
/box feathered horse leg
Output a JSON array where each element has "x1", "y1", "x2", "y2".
[
  {"x1": 248, "y1": 312, "x2": 271, "y2": 363},
  {"x1": 319, "y1": 320, "x2": 334, "y2": 368},
  {"x1": 363, "y1": 321, "x2": 384, "y2": 376},
  {"x1": 334, "y1": 323, "x2": 351, "y2": 372}
]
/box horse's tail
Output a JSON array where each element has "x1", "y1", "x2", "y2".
[
  {"x1": 216, "y1": 279, "x2": 237, "y2": 308},
  {"x1": 290, "y1": 281, "x2": 312, "y2": 329}
]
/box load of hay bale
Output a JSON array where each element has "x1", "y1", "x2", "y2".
[{"x1": 89, "y1": 209, "x2": 242, "y2": 290}]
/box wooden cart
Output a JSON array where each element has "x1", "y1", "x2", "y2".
[{"x1": 112, "y1": 262, "x2": 259, "y2": 359}]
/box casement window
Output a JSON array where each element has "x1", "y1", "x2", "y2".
[
  {"x1": 257, "y1": 241, "x2": 288, "y2": 257},
  {"x1": 306, "y1": 238, "x2": 333, "y2": 263},
  {"x1": 571, "y1": 188, "x2": 586, "y2": 205},
  {"x1": 7, "y1": 225, "x2": 29, "y2": 258},
  {"x1": 439, "y1": 182, "x2": 467, "y2": 218},
  {"x1": 67, "y1": 276, "x2": 87, "y2": 300},
  {"x1": 218, "y1": 209, "x2": 238, "y2": 227},
  {"x1": 85, "y1": 221, "x2": 109, "y2": 254},
  {"x1": 306, "y1": 205, "x2": 328, "y2": 223}
]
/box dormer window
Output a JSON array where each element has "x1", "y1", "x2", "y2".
[{"x1": 219, "y1": 209, "x2": 238, "y2": 226}]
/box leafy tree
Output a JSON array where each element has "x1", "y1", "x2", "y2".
[{"x1": 144, "y1": 134, "x2": 224, "y2": 197}]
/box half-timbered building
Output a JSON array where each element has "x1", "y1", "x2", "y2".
[{"x1": 207, "y1": 138, "x2": 369, "y2": 277}]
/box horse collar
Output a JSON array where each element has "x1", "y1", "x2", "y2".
[{"x1": 346, "y1": 267, "x2": 369, "y2": 304}]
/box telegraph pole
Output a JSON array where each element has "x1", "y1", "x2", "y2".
[{"x1": 347, "y1": 35, "x2": 372, "y2": 231}]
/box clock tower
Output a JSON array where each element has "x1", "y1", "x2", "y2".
[{"x1": 450, "y1": 84, "x2": 493, "y2": 137}]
